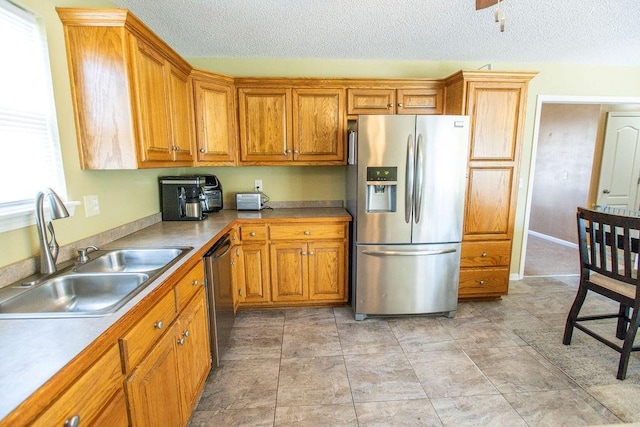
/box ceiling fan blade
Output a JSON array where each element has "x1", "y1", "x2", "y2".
[{"x1": 476, "y1": 0, "x2": 499, "y2": 10}]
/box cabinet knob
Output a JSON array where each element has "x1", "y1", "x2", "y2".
[
  {"x1": 301, "y1": 251, "x2": 307, "y2": 256},
  {"x1": 183, "y1": 330, "x2": 190, "y2": 338},
  {"x1": 397, "y1": 102, "x2": 403, "y2": 107},
  {"x1": 304, "y1": 231, "x2": 310, "y2": 235},
  {"x1": 175, "y1": 146, "x2": 180, "y2": 152},
  {"x1": 64, "y1": 415, "x2": 80, "y2": 427},
  {"x1": 154, "y1": 320, "x2": 164, "y2": 329},
  {"x1": 481, "y1": 252, "x2": 487, "y2": 257},
  {"x1": 293, "y1": 149, "x2": 299, "y2": 154},
  {"x1": 250, "y1": 231, "x2": 256, "y2": 237},
  {"x1": 192, "y1": 279, "x2": 199, "y2": 286},
  {"x1": 309, "y1": 251, "x2": 314, "y2": 256},
  {"x1": 479, "y1": 280, "x2": 486, "y2": 286},
  {"x1": 199, "y1": 148, "x2": 205, "y2": 153},
  {"x1": 285, "y1": 149, "x2": 292, "y2": 155},
  {"x1": 238, "y1": 289, "x2": 243, "y2": 296},
  {"x1": 178, "y1": 337, "x2": 185, "y2": 346},
  {"x1": 388, "y1": 103, "x2": 394, "y2": 107}
]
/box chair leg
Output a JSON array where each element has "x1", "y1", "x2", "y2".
[
  {"x1": 564, "y1": 285, "x2": 588, "y2": 345},
  {"x1": 616, "y1": 304, "x2": 630, "y2": 340},
  {"x1": 617, "y1": 307, "x2": 640, "y2": 380}
]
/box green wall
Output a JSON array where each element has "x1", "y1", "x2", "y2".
[{"x1": 2, "y1": 0, "x2": 640, "y2": 277}]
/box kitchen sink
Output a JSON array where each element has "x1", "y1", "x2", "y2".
[
  {"x1": 74, "y1": 248, "x2": 188, "y2": 274},
  {"x1": 0, "y1": 246, "x2": 192, "y2": 319},
  {"x1": 0, "y1": 273, "x2": 149, "y2": 318}
]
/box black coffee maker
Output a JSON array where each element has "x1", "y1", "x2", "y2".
[{"x1": 159, "y1": 176, "x2": 207, "y2": 221}]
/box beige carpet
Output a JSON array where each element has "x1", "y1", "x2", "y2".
[{"x1": 524, "y1": 233, "x2": 580, "y2": 276}]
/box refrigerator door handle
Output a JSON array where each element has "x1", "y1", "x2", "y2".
[
  {"x1": 405, "y1": 134, "x2": 415, "y2": 223},
  {"x1": 362, "y1": 248, "x2": 457, "y2": 257},
  {"x1": 414, "y1": 134, "x2": 424, "y2": 223}
]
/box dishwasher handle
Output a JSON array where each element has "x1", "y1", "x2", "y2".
[{"x1": 205, "y1": 234, "x2": 232, "y2": 261}]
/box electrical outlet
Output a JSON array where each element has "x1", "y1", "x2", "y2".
[
  {"x1": 84, "y1": 195, "x2": 100, "y2": 217},
  {"x1": 254, "y1": 179, "x2": 263, "y2": 193}
]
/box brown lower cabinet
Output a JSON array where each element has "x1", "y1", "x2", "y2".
[
  {"x1": 30, "y1": 344, "x2": 128, "y2": 427},
  {"x1": 235, "y1": 220, "x2": 349, "y2": 308},
  {"x1": 126, "y1": 266, "x2": 210, "y2": 426},
  {"x1": 7, "y1": 261, "x2": 211, "y2": 427}
]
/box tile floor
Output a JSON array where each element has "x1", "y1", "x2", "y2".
[{"x1": 190, "y1": 276, "x2": 640, "y2": 426}]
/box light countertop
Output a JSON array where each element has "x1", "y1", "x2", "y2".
[{"x1": 0, "y1": 207, "x2": 350, "y2": 421}]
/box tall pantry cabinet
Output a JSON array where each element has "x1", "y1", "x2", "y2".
[{"x1": 445, "y1": 71, "x2": 537, "y2": 299}]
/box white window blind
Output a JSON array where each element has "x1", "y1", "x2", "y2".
[{"x1": 0, "y1": 0, "x2": 71, "y2": 231}]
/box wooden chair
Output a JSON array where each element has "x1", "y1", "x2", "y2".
[{"x1": 563, "y1": 207, "x2": 640, "y2": 380}]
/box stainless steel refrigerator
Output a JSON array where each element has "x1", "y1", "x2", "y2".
[{"x1": 346, "y1": 115, "x2": 470, "y2": 320}]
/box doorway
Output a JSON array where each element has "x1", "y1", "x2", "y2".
[{"x1": 520, "y1": 96, "x2": 640, "y2": 278}]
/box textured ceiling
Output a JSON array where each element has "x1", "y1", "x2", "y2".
[{"x1": 110, "y1": 0, "x2": 640, "y2": 66}]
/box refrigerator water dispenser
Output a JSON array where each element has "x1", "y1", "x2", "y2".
[{"x1": 366, "y1": 166, "x2": 397, "y2": 213}]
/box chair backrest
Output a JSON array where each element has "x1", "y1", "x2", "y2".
[{"x1": 577, "y1": 207, "x2": 640, "y2": 286}]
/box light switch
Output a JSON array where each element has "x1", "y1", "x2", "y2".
[{"x1": 84, "y1": 195, "x2": 100, "y2": 217}]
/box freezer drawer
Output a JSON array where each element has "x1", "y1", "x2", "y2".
[{"x1": 354, "y1": 243, "x2": 461, "y2": 320}]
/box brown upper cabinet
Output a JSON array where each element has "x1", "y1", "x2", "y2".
[
  {"x1": 237, "y1": 81, "x2": 346, "y2": 165},
  {"x1": 191, "y1": 70, "x2": 237, "y2": 166},
  {"x1": 347, "y1": 86, "x2": 443, "y2": 116},
  {"x1": 57, "y1": 8, "x2": 195, "y2": 169}
]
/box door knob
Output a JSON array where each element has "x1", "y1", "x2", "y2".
[{"x1": 602, "y1": 189, "x2": 610, "y2": 194}]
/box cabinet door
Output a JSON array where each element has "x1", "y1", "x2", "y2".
[
  {"x1": 347, "y1": 88, "x2": 395, "y2": 115},
  {"x1": 130, "y1": 36, "x2": 172, "y2": 163},
  {"x1": 308, "y1": 241, "x2": 346, "y2": 302},
  {"x1": 167, "y1": 66, "x2": 195, "y2": 163},
  {"x1": 238, "y1": 88, "x2": 292, "y2": 163},
  {"x1": 396, "y1": 88, "x2": 443, "y2": 115},
  {"x1": 292, "y1": 89, "x2": 345, "y2": 162},
  {"x1": 177, "y1": 289, "x2": 211, "y2": 422},
  {"x1": 463, "y1": 167, "x2": 514, "y2": 240},
  {"x1": 467, "y1": 82, "x2": 525, "y2": 161},
  {"x1": 238, "y1": 243, "x2": 271, "y2": 303},
  {"x1": 193, "y1": 78, "x2": 237, "y2": 165},
  {"x1": 270, "y1": 242, "x2": 308, "y2": 302},
  {"x1": 126, "y1": 323, "x2": 183, "y2": 427}
]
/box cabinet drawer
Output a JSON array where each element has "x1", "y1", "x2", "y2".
[
  {"x1": 175, "y1": 261, "x2": 205, "y2": 311},
  {"x1": 458, "y1": 268, "x2": 509, "y2": 298},
  {"x1": 270, "y1": 223, "x2": 345, "y2": 240},
  {"x1": 120, "y1": 289, "x2": 177, "y2": 372},
  {"x1": 240, "y1": 225, "x2": 268, "y2": 241},
  {"x1": 460, "y1": 241, "x2": 511, "y2": 268},
  {"x1": 32, "y1": 344, "x2": 125, "y2": 427}
]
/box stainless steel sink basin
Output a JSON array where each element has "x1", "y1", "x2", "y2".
[
  {"x1": 0, "y1": 273, "x2": 149, "y2": 318},
  {"x1": 74, "y1": 248, "x2": 187, "y2": 274},
  {"x1": 0, "y1": 246, "x2": 192, "y2": 319}
]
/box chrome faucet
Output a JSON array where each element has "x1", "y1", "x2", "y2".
[{"x1": 35, "y1": 188, "x2": 70, "y2": 274}]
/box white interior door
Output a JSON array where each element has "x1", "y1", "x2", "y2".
[{"x1": 597, "y1": 112, "x2": 640, "y2": 209}]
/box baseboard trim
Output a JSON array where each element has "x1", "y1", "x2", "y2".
[{"x1": 528, "y1": 230, "x2": 578, "y2": 249}]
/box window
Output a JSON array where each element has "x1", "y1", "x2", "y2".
[{"x1": 0, "y1": 0, "x2": 72, "y2": 232}]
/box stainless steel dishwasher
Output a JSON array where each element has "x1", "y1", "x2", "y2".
[{"x1": 203, "y1": 233, "x2": 235, "y2": 367}]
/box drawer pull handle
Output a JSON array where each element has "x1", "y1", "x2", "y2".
[
  {"x1": 154, "y1": 320, "x2": 164, "y2": 330},
  {"x1": 481, "y1": 252, "x2": 487, "y2": 257},
  {"x1": 178, "y1": 337, "x2": 185, "y2": 346},
  {"x1": 304, "y1": 231, "x2": 310, "y2": 235},
  {"x1": 479, "y1": 280, "x2": 485, "y2": 286},
  {"x1": 250, "y1": 232, "x2": 256, "y2": 237},
  {"x1": 64, "y1": 415, "x2": 80, "y2": 427},
  {"x1": 192, "y1": 279, "x2": 199, "y2": 286}
]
